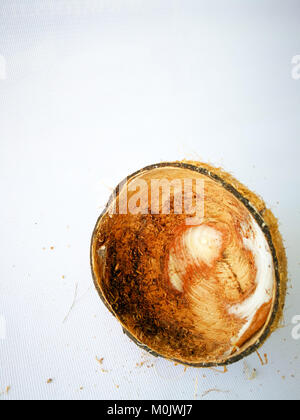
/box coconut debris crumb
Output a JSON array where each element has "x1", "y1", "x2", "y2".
[
  {"x1": 135, "y1": 351, "x2": 156, "y2": 369},
  {"x1": 136, "y1": 361, "x2": 146, "y2": 368},
  {"x1": 202, "y1": 389, "x2": 230, "y2": 398},
  {"x1": 208, "y1": 366, "x2": 228, "y2": 374},
  {"x1": 243, "y1": 362, "x2": 257, "y2": 380},
  {"x1": 0, "y1": 386, "x2": 11, "y2": 396},
  {"x1": 47, "y1": 379, "x2": 53, "y2": 384},
  {"x1": 256, "y1": 350, "x2": 267, "y2": 366},
  {"x1": 63, "y1": 283, "x2": 78, "y2": 323}
]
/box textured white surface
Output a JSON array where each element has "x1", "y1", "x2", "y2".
[{"x1": 0, "y1": 0, "x2": 300, "y2": 401}]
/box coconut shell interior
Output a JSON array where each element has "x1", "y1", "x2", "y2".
[{"x1": 91, "y1": 161, "x2": 287, "y2": 367}]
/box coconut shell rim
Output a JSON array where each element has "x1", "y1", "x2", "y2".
[{"x1": 91, "y1": 161, "x2": 286, "y2": 368}]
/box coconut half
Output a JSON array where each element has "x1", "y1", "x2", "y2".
[{"x1": 91, "y1": 162, "x2": 287, "y2": 367}]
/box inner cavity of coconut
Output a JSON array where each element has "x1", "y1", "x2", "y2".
[
  {"x1": 168, "y1": 215, "x2": 275, "y2": 351},
  {"x1": 94, "y1": 165, "x2": 279, "y2": 364}
]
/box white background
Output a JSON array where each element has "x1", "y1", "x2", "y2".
[{"x1": 0, "y1": 0, "x2": 300, "y2": 400}]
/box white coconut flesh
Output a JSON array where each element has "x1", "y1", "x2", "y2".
[{"x1": 168, "y1": 212, "x2": 275, "y2": 353}]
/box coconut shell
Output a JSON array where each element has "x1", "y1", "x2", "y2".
[{"x1": 91, "y1": 161, "x2": 287, "y2": 367}]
